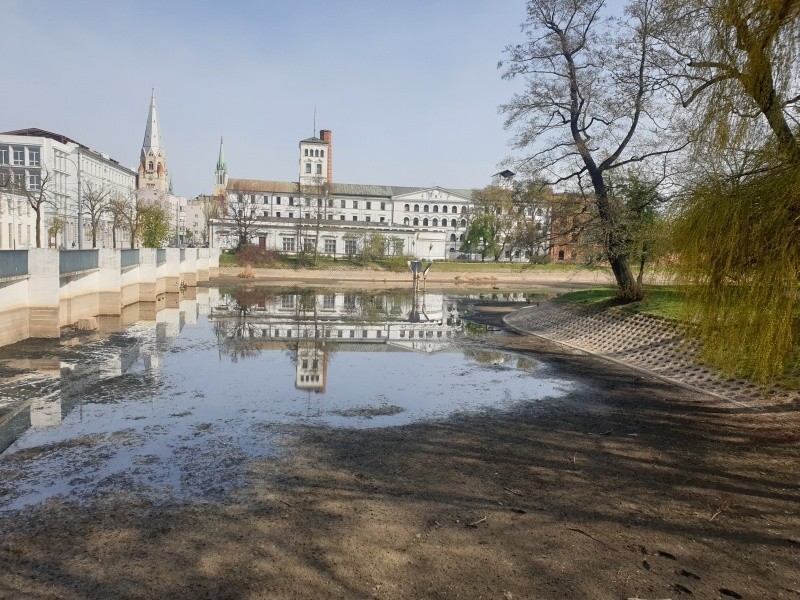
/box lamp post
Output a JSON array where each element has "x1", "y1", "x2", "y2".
[{"x1": 61, "y1": 150, "x2": 83, "y2": 249}]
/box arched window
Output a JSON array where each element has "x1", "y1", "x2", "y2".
[
  {"x1": 459, "y1": 233, "x2": 465, "y2": 241},
  {"x1": 413, "y1": 217, "x2": 419, "y2": 226},
  {"x1": 414, "y1": 204, "x2": 419, "y2": 212},
  {"x1": 461, "y1": 219, "x2": 466, "y2": 227},
  {"x1": 461, "y1": 206, "x2": 467, "y2": 213},
  {"x1": 320, "y1": 150, "x2": 324, "y2": 158},
  {"x1": 423, "y1": 205, "x2": 429, "y2": 212},
  {"x1": 451, "y1": 219, "x2": 458, "y2": 228},
  {"x1": 314, "y1": 149, "x2": 319, "y2": 157},
  {"x1": 452, "y1": 206, "x2": 458, "y2": 213},
  {"x1": 433, "y1": 205, "x2": 439, "y2": 213},
  {"x1": 403, "y1": 217, "x2": 410, "y2": 225},
  {"x1": 432, "y1": 218, "x2": 438, "y2": 226},
  {"x1": 442, "y1": 205, "x2": 448, "y2": 213},
  {"x1": 423, "y1": 218, "x2": 429, "y2": 226},
  {"x1": 404, "y1": 204, "x2": 410, "y2": 211},
  {"x1": 450, "y1": 233, "x2": 456, "y2": 242}
]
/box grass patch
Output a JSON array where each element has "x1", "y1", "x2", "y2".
[
  {"x1": 554, "y1": 286, "x2": 686, "y2": 321},
  {"x1": 430, "y1": 261, "x2": 603, "y2": 273}
]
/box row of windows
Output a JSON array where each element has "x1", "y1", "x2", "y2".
[
  {"x1": 0, "y1": 146, "x2": 40, "y2": 167},
  {"x1": 247, "y1": 326, "x2": 455, "y2": 340},
  {"x1": 305, "y1": 162, "x2": 323, "y2": 174},
  {"x1": 403, "y1": 204, "x2": 466, "y2": 214},
  {"x1": 403, "y1": 217, "x2": 466, "y2": 228},
  {"x1": 261, "y1": 211, "x2": 387, "y2": 223},
  {"x1": 242, "y1": 194, "x2": 388, "y2": 212},
  {"x1": 303, "y1": 148, "x2": 325, "y2": 158}
]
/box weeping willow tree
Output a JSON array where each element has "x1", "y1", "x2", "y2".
[{"x1": 661, "y1": 0, "x2": 800, "y2": 380}]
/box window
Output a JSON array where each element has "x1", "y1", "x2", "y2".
[
  {"x1": 344, "y1": 294, "x2": 357, "y2": 309},
  {"x1": 352, "y1": 215, "x2": 357, "y2": 221},
  {"x1": 404, "y1": 204, "x2": 410, "y2": 211},
  {"x1": 282, "y1": 237, "x2": 296, "y2": 252},
  {"x1": 28, "y1": 173, "x2": 41, "y2": 190},
  {"x1": 276, "y1": 196, "x2": 282, "y2": 204},
  {"x1": 0, "y1": 148, "x2": 8, "y2": 165},
  {"x1": 276, "y1": 212, "x2": 281, "y2": 218},
  {"x1": 366, "y1": 201, "x2": 371, "y2": 209},
  {"x1": 314, "y1": 149, "x2": 319, "y2": 157},
  {"x1": 288, "y1": 212, "x2": 294, "y2": 218},
  {"x1": 289, "y1": 197, "x2": 295, "y2": 206},
  {"x1": 423, "y1": 218, "x2": 428, "y2": 226},
  {"x1": 380, "y1": 202, "x2": 385, "y2": 210},
  {"x1": 462, "y1": 206, "x2": 467, "y2": 213},
  {"x1": 320, "y1": 150, "x2": 324, "y2": 157},
  {"x1": 414, "y1": 204, "x2": 419, "y2": 212},
  {"x1": 341, "y1": 199, "x2": 346, "y2": 208},
  {"x1": 380, "y1": 216, "x2": 385, "y2": 223},
  {"x1": 324, "y1": 239, "x2": 336, "y2": 253},
  {"x1": 27, "y1": 147, "x2": 40, "y2": 166},
  {"x1": 424, "y1": 205, "x2": 429, "y2": 212},
  {"x1": 362, "y1": 330, "x2": 368, "y2": 338},
  {"x1": 353, "y1": 200, "x2": 358, "y2": 209},
  {"x1": 12, "y1": 147, "x2": 24, "y2": 166},
  {"x1": 340, "y1": 215, "x2": 345, "y2": 220},
  {"x1": 316, "y1": 163, "x2": 322, "y2": 174},
  {"x1": 403, "y1": 217, "x2": 410, "y2": 225},
  {"x1": 281, "y1": 295, "x2": 295, "y2": 308},
  {"x1": 461, "y1": 219, "x2": 467, "y2": 227},
  {"x1": 432, "y1": 218, "x2": 438, "y2": 226},
  {"x1": 344, "y1": 239, "x2": 357, "y2": 255},
  {"x1": 450, "y1": 234, "x2": 457, "y2": 242},
  {"x1": 452, "y1": 206, "x2": 458, "y2": 213},
  {"x1": 413, "y1": 217, "x2": 419, "y2": 226},
  {"x1": 304, "y1": 237, "x2": 314, "y2": 251},
  {"x1": 442, "y1": 206, "x2": 448, "y2": 213},
  {"x1": 305, "y1": 162, "x2": 311, "y2": 173},
  {"x1": 366, "y1": 216, "x2": 371, "y2": 222},
  {"x1": 433, "y1": 205, "x2": 438, "y2": 213}
]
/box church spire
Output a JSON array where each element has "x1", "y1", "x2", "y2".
[
  {"x1": 137, "y1": 88, "x2": 169, "y2": 193},
  {"x1": 214, "y1": 136, "x2": 228, "y2": 193},
  {"x1": 216, "y1": 136, "x2": 226, "y2": 171},
  {"x1": 141, "y1": 88, "x2": 164, "y2": 159}
]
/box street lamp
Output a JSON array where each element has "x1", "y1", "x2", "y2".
[{"x1": 61, "y1": 150, "x2": 83, "y2": 249}]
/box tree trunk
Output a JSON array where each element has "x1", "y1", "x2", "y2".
[{"x1": 34, "y1": 206, "x2": 42, "y2": 248}]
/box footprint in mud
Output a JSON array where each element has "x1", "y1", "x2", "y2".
[{"x1": 719, "y1": 589, "x2": 743, "y2": 599}]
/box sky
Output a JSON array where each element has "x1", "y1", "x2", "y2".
[{"x1": 3, "y1": 1, "x2": 534, "y2": 198}]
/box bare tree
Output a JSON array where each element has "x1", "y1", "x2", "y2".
[
  {"x1": 225, "y1": 190, "x2": 266, "y2": 249},
  {"x1": 1, "y1": 165, "x2": 56, "y2": 248},
  {"x1": 501, "y1": 0, "x2": 686, "y2": 300},
  {"x1": 199, "y1": 194, "x2": 221, "y2": 245},
  {"x1": 82, "y1": 180, "x2": 111, "y2": 248}
]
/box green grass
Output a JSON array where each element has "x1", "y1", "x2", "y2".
[
  {"x1": 554, "y1": 286, "x2": 687, "y2": 321},
  {"x1": 428, "y1": 261, "x2": 603, "y2": 273}
]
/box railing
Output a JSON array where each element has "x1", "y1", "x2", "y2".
[
  {"x1": 120, "y1": 249, "x2": 140, "y2": 269},
  {"x1": 179, "y1": 248, "x2": 186, "y2": 262},
  {"x1": 60, "y1": 250, "x2": 99, "y2": 275},
  {"x1": 156, "y1": 249, "x2": 166, "y2": 266},
  {"x1": 0, "y1": 250, "x2": 29, "y2": 278}
]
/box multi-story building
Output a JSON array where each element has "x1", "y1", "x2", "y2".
[
  {"x1": 0, "y1": 129, "x2": 137, "y2": 249},
  {"x1": 211, "y1": 129, "x2": 477, "y2": 260}
]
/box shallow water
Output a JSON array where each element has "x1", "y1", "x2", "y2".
[{"x1": 0, "y1": 287, "x2": 575, "y2": 510}]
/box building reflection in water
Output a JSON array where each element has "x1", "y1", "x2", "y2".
[
  {"x1": 209, "y1": 288, "x2": 465, "y2": 393},
  {"x1": 0, "y1": 288, "x2": 219, "y2": 454}
]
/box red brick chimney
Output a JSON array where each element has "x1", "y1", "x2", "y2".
[{"x1": 320, "y1": 129, "x2": 332, "y2": 187}]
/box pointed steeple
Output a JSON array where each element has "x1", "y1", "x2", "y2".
[
  {"x1": 137, "y1": 88, "x2": 169, "y2": 193},
  {"x1": 216, "y1": 137, "x2": 226, "y2": 171}
]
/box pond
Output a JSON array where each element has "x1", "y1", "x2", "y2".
[{"x1": 0, "y1": 286, "x2": 577, "y2": 511}]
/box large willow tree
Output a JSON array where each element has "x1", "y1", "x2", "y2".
[
  {"x1": 501, "y1": 0, "x2": 685, "y2": 301},
  {"x1": 661, "y1": 0, "x2": 800, "y2": 380}
]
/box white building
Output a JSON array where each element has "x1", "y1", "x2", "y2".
[
  {"x1": 211, "y1": 130, "x2": 477, "y2": 260},
  {"x1": 0, "y1": 129, "x2": 137, "y2": 249}
]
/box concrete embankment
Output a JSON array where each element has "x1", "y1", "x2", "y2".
[
  {"x1": 0, "y1": 247, "x2": 220, "y2": 347},
  {"x1": 503, "y1": 301, "x2": 798, "y2": 409}
]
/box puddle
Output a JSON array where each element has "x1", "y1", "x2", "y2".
[{"x1": 0, "y1": 287, "x2": 575, "y2": 510}]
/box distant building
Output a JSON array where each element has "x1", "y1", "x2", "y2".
[
  {"x1": 136, "y1": 89, "x2": 169, "y2": 194},
  {"x1": 0, "y1": 128, "x2": 136, "y2": 249}
]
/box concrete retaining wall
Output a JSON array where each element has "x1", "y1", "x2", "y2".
[{"x1": 0, "y1": 247, "x2": 220, "y2": 348}]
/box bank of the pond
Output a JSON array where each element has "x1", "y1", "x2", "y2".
[{"x1": 211, "y1": 264, "x2": 620, "y2": 291}]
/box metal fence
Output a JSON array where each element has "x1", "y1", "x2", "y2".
[
  {"x1": 156, "y1": 249, "x2": 166, "y2": 266},
  {"x1": 121, "y1": 249, "x2": 140, "y2": 269},
  {"x1": 0, "y1": 250, "x2": 29, "y2": 278},
  {"x1": 59, "y1": 250, "x2": 99, "y2": 275}
]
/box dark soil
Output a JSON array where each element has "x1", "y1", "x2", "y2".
[{"x1": 1, "y1": 303, "x2": 798, "y2": 599}]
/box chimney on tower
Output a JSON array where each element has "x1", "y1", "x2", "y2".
[{"x1": 320, "y1": 129, "x2": 332, "y2": 187}]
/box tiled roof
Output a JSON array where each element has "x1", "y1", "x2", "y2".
[{"x1": 227, "y1": 178, "x2": 475, "y2": 200}]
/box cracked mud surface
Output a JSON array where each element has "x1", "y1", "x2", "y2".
[{"x1": 0, "y1": 302, "x2": 798, "y2": 599}]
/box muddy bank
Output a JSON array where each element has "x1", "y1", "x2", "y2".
[
  {"x1": 0, "y1": 302, "x2": 798, "y2": 599},
  {"x1": 212, "y1": 265, "x2": 619, "y2": 293}
]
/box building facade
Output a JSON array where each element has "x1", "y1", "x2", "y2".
[{"x1": 0, "y1": 129, "x2": 137, "y2": 249}]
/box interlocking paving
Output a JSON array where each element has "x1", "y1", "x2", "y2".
[{"x1": 504, "y1": 302, "x2": 800, "y2": 409}]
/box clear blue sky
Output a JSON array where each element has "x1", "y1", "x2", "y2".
[{"x1": 3, "y1": 1, "x2": 532, "y2": 198}]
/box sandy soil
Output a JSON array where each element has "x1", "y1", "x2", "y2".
[{"x1": 1, "y1": 303, "x2": 799, "y2": 599}]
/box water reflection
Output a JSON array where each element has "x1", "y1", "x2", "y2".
[
  {"x1": 0, "y1": 286, "x2": 575, "y2": 510},
  {"x1": 211, "y1": 288, "x2": 465, "y2": 393}
]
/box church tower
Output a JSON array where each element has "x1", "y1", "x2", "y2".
[
  {"x1": 214, "y1": 136, "x2": 228, "y2": 195},
  {"x1": 137, "y1": 89, "x2": 169, "y2": 193}
]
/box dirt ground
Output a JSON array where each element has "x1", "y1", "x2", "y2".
[{"x1": 1, "y1": 302, "x2": 799, "y2": 600}]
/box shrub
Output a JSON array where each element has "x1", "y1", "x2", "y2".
[{"x1": 235, "y1": 244, "x2": 280, "y2": 267}]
